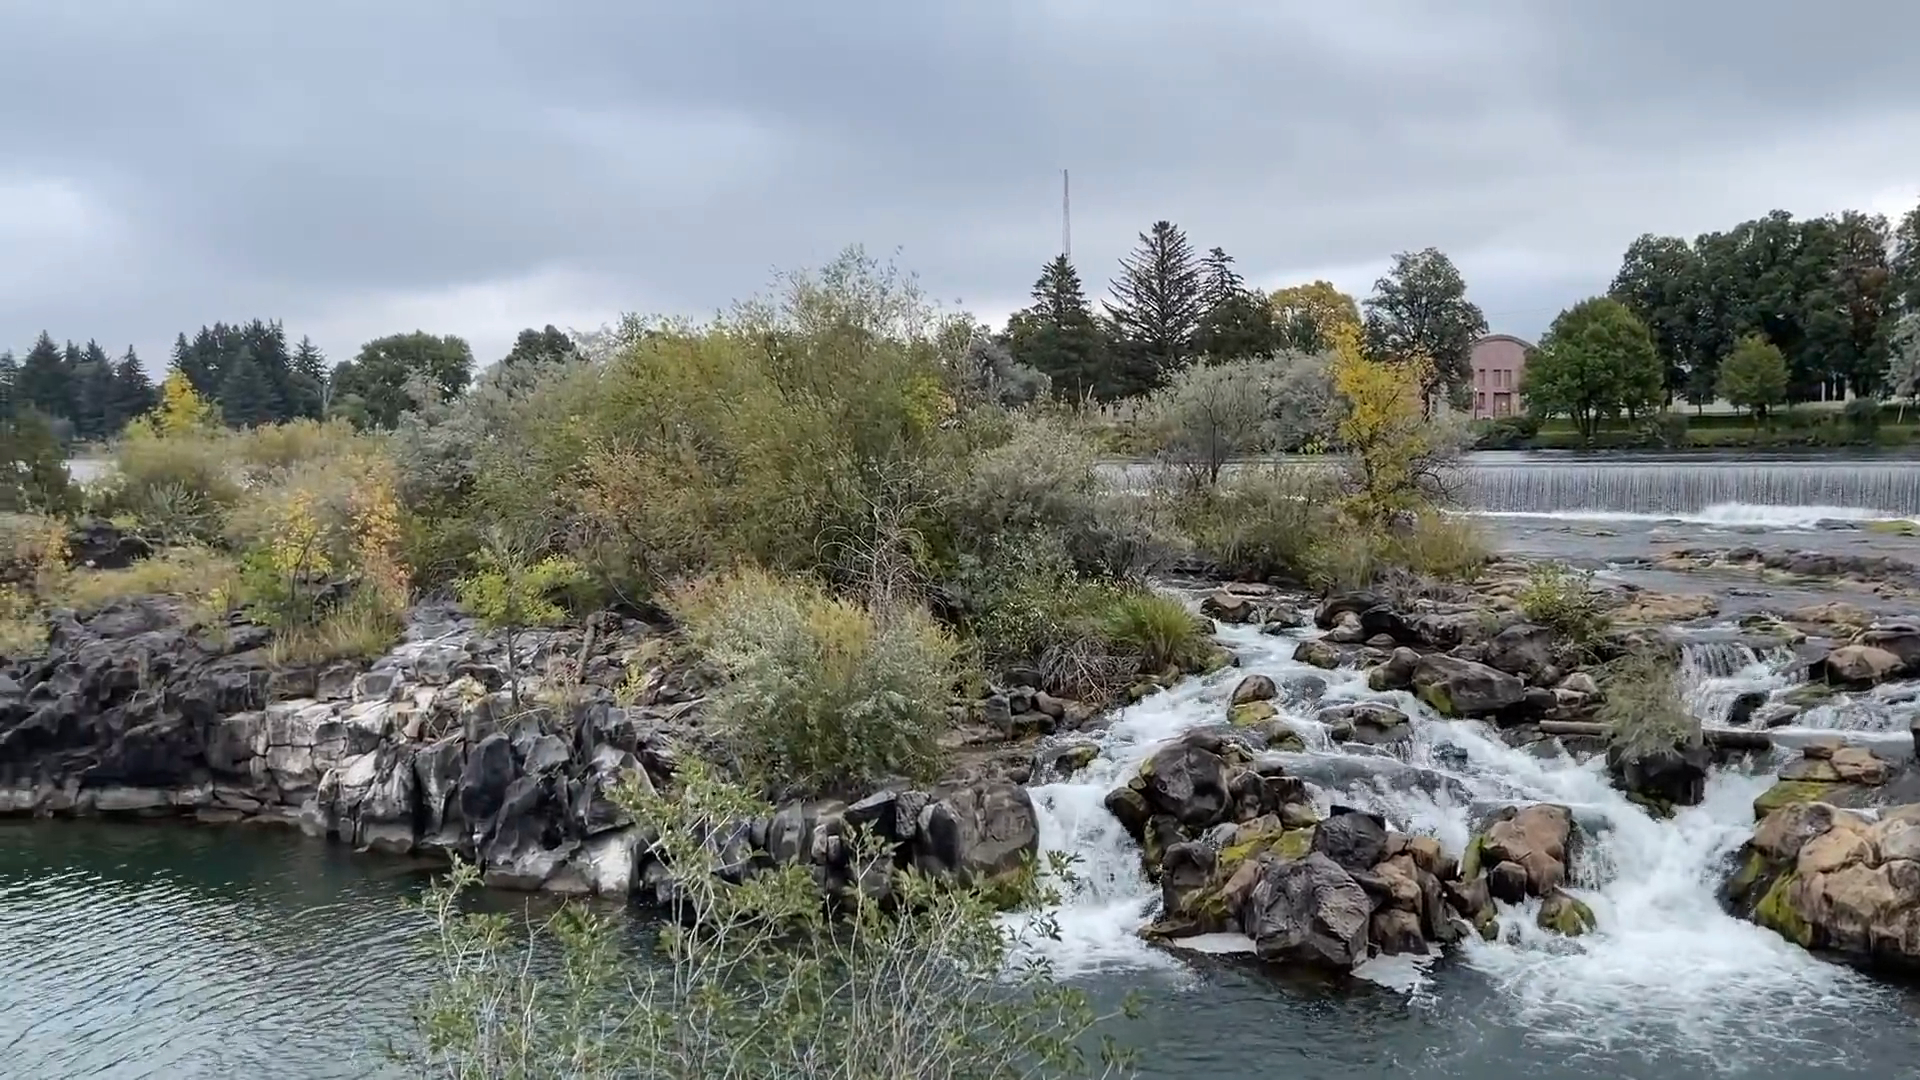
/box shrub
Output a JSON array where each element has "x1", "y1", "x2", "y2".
[
  {"x1": 672, "y1": 567, "x2": 960, "y2": 797},
  {"x1": 1174, "y1": 465, "x2": 1336, "y2": 583},
  {"x1": 1472, "y1": 414, "x2": 1542, "y2": 450},
  {"x1": 0, "y1": 584, "x2": 45, "y2": 657},
  {"x1": 1392, "y1": 512, "x2": 1489, "y2": 583},
  {"x1": 406, "y1": 762, "x2": 1133, "y2": 1080},
  {"x1": 1845, "y1": 397, "x2": 1881, "y2": 438},
  {"x1": 0, "y1": 411, "x2": 77, "y2": 515},
  {"x1": 56, "y1": 545, "x2": 239, "y2": 621},
  {"x1": 102, "y1": 425, "x2": 242, "y2": 537},
  {"x1": 1099, "y1": 589, "x2": 1209, "y2": 674},
  {"x1": 1517, "y1": 561, "x2": 1610, "y2": 651},
  {"x1": 1597, "y1": 649, "x2": 1699, "y2": 761},
  {"x1": 456, "y1": 531, "x2": 590, "y2": 705}
]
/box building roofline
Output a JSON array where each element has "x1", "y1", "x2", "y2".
[{"x1": 1473, "y1": 333, "x2": 1535, "y2": 349}]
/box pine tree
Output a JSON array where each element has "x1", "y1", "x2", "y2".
[
  {"x1": 1194, "y1": 246, "x2": 1279, "y2": 362},
  {"x1": 285, "y1": 335, "x2": 328, "y2": 420},
  {"x1": 1104, "y1": 220, "x2": 1203, "y2": 393},
  {"x1": 72, "y1": 341, "x2": 116, "y2": 440},
  {"x1": 1005, "y1": 255, "x2": 1112, "y2": 400},
  {"x1": 218, "y1": 348, "x2": 275, "y2": 427},
  {"x1": 111, "y1": 347, "x2": 156, "y2": 431},
  {"x1": 16, "y1": 332, "x2": 74, "y2": 420}
]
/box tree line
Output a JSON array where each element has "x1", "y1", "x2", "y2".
[
  {"x1": 0, "y1": 322, "x2": 579, "y2": 439},
  {"x1": 1525, "y1": 202, "x2": 1920, "y2": 433},
  {"x1": 1000, "y1": 221, "x2": 1489, "y2": 407}
]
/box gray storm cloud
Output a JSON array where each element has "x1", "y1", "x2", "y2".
[{"x1": 2, "y1": 0, "x2": 1916, "y2": 366}]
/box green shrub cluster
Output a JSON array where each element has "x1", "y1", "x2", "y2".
[{"x1": 1517, "y1": 562, "x2": 1611, "y2": 652}]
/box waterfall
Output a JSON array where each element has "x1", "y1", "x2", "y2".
[
  {"x1": 1677, "y1": 639, "x2": 1796, "y2": 725},
  {"x1": 1019, "y1": 617, "x2": 1893, "y2": 1060},
  {"x1": 1460, "y1": 460, "x2": 1920, "y2": 520}
]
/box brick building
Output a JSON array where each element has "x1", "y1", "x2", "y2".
[{"x1": 1469, "y1": 333, "x2": 1532, "y2": 419}]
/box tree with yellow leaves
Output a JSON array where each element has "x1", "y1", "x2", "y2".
[
  {"x1": 1269, "y1": 281, "x2": 1362, "y2": 354},
  {"x1": 1328, "y1": 323, "x2": 1441, "y2": 527},
  {"x1": 136, "y1": 370, "x2": 221, "y2": 436}
]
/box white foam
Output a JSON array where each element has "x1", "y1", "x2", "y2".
[{"x1": 1470, "y1": 502, "x2": 1911, "y2": 531}]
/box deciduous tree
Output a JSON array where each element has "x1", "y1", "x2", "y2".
[
  {"x1": 1718, "y1": 334, "x2": 1789, "y2": 423},
  {"x1": 1270, "y1": 281, "x2": 1362, "y2": 354},
  {"x1": 1522, "y1": 297, "x2": 1663, "y2": 440},
  {"x1": 1361, "y1": 248, "x2": 1487, "y2": 410},
  {"x1": 331, "y1": 331, "x2": 475, "y2": 429}
]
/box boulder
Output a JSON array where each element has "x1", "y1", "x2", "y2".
[
  {"x1": 1318, "y1": 703, "x2": 1411, "y2": 747},
  {"x1": 1411, "y1": 654, "x2": 1525, "y2": 718},
  {"x1": 914, "y1": 780, "x2": 1040, "y2": 888},
  {"x1": 1608, "y1": 742, "x2": 1712, "y2": 812},
  {"x1": 1231, "y1": 674, "x2": 1278, "y2": 706},
  {"x1": 1366, "y1": 647, "x2": 1420, "y2": 693},
  {"x1": 1485, "y1": 623, "x2": 1554, "y2": 682},
  {"x1": 1293, "y1": 639, "x2": 1342, "y2": 671},
  {"x1": 1812, "y1": 644, "x2": 1904, "y2": 688},
  {"x1": 64, "y1": 520, "x2": 152, "y2": 570},
  {"x1": 1478, "y1": 803, "x2": 1573, "y2": 898},
  {"x1": 1238, "y1": 852, "x2": 1372, "y2": 970},
  {"x1": 1728, "y1": 798, "x2": 1920, "y2": 972},
  {"x1": 1310, "y1": 807, "x2": 1389, "y2": 873}
]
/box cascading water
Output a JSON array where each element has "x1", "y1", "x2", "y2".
[
  {"x1": 1461, "y1": 459, "x2": 1920, "y2": 520},
  {"x1": 1021, "y1": 616, "x2": 1900, "y2": 1064}
]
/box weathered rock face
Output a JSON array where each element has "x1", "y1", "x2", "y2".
[
  {"x1": 1411, "y1": 654, "x2": 1526, "y2": 718},
  {"x1": 1609, "y1": 742, "x2": 1712, "y2": 813},
  {"x1": 1239, "y1": 852, "x2": 1372, "y2": 968},
  {"x1": 0, "y1": 599, "x2": 1033, "y2": 904},
  {"x1": 1729, "y1": 797, "x2": 1920, "y2": 973}
]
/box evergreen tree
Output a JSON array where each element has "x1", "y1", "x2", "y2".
[
  {"x1": 72, "y1": 341, "x2": 116, "y2": 440},
  {"x1": 1004, "y1": 255, "x2": 1112, "y2": 400},
  {"x1": 290, "y1": 336, "x2": 329, "y2": 418},
  {"x1": 1104, "y1": 220, "x2": 1203, "y2": 392},
  {"x1": 1193, "y1": 246, "x2": 1279, "y2": 362},
  {"x1": 16, "y1": 332, "x2": 73, "y2": 420},
  {"x1": 111, "y1": 347, "x2": 156, "y2": 430},
  {"x1": 218, "y1": 348, "x2": 276, "y2": 428}
]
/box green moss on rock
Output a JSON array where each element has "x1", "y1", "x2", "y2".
[
  {"x1": 1755, "y1": 871, "x2": 1814, "y2": 948},
  {"x1": 1752, "y1": 779, "x2": 1841, "y2": 822},
  {"x1": 1537, "y1": 891, "x2": 1597, "y2": 937},
  {"x1": 1229, "y1": 701, "x2": 1278, "y2": 727},
  {"x1": 1416, "y1": 683, "x2": 1456, "y2": 717},
  {"x1": 1459, "y1": 834, "x2": 1486, "y2": 881}
]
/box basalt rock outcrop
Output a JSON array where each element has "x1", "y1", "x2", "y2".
[
  {"x1": 1119, "y1": 724, "x2": 1593, "y2": 970},
  {"x1": 1728, "y1": 798, "x2": 1920, "y2": 972},
  {"x1": 0, "y1": 597, "x2": 1037, "y2": 900}
]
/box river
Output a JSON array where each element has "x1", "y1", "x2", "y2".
[{"x1": 8, "y1": 452, "x2": 1920, "y2": 1078}]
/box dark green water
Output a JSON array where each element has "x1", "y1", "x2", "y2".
[{"x1": 7, "y1": 821, "x2": 1920, "y2": 1079}]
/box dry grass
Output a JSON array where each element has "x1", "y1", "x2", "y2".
[
  {"x1": 56, "y1": 546, "x2": 241, "y2": 615},
  {"x1": 267, "y1": 593, "x2": 405, "y2": 667}
]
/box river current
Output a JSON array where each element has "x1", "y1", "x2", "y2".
[{"x1": 8, "y1": 453, "x2": 1920, "y2": 1078}]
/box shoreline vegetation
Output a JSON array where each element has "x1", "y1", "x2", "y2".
[
  {"x1": 0, "y1": 250, "x2": 1495, "y2": 1079},
  {"x1": 5, "y1": 236, "x2": 1920, "y2": 1075}
]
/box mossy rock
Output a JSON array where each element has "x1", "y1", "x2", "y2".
[
  {"x1": 976, "y1": 861, "x2": 1040, "y2": 912},
  {"x1": 1752, "y1": 779, "x2": 1841, "y2": 822},
  {"x1": 1128, "y1": 682, "x2": 1160, "y2": 703},
  {"x1": 1726, "y1": 847, "x2": 1776, "y2": 900},
  {"x1": 1459, "y1": 834, "x2": 1486, "y2": 881},
  {"x1": 1415, "y1": 683, "x2": 1456, "y2": 717},
  {"x1": 1625, "y1": 790, "x2": 1676, "y2": 819},
  {"x1": 1200, "y1": 648, "x2": 1236, "y2": 674},
  {"x1": 1865, "y1": 519, "x2": 1920, "y2": 536},
  {"x1": 1476, "y1": 913, "x2": 1500, "y2": 941},
  {"x1": 1218, "y1": 823, "x2": 1314, "y2": 874},
  {"x1": 1265, "y1": 729, "x2": 1306, "y2": 753},
  {"x1": 1055, "y1": 743, "x2": 1099, "y2": 776},
  {"x1": 1781, "y1": 683, "x2": 1836, "y2": 709},
  {"x1": 1229, "y1": 701, "x2": 1278, "y2": 727},
  {"x1": 1537, "y1": 890, "x2": 1597, "y2": 937},
  {"x1": 1754, "y1": 871, "x2": 1814, "y2": 948}
]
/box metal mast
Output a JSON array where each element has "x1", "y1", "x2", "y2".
[{"x1": 1062, "y1": 169, "x2": 1071, "y2": 259}]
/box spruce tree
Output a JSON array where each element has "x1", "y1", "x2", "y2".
[
  {"x1": 17, "y1": 332, "x2": 74, "y2": 420},
  {"x1": 1104, "y1": 220, "x2": 1203, "y2": 393},
  {"x1": 1005, "y1": 255, "x2": 1111, "y2": 400},
  {"x1": 289, "y1": 336, "x2": 328, "y2": 418},
  {"x1": 72, "y1": 342, "x2": 116, "y2": 440},
  {"x1": 111, "y1": 347, "x2": 156, "y2": 430},
  {"x1": 218, "y1": 348, "x2": 275, "y2": 427},
  {"x1": 1194, "y1": 247, "x2": 1280, "y2": 362}
]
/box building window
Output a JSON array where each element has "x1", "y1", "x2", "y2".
[{"x1": 1476, "y1": 392, "x2": 1486, "y2": 413}]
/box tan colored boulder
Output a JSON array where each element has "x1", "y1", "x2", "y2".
[
  {"x1": 1404, "y1": 835, "x2": 1453, "y2": 880},
  {"x1": 1797, "y1": 828, "x2": 1874, "y2": 876},
  {"x1": 1788, "y1": 601, "x2": 1874, "y2": 632},
  {"x1": 1374, "y1": 853, "x2": 1424, "y2": 912},
  {"x1": 1830, "y1": 746, "x2": 1891, "y2": 786},
  {"x1": 1821, "y1": 644, "x2": 1903, "y2": 686},
  {"x1": 1481, "y1": 803, "x2": 1572, "y2": 897},
  {"x1": 1752, "y1": 801, "x2": 1845, "y2": 862},
  {"x1": 1869, "y1": 816, "x2": 1920, "y2": 865},
  {"x1": 1230, "y1": 674, "x2": 1278, "y2": 706}
]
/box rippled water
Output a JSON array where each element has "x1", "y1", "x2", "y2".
[{"x1": 0, "y1": 823, "x2": 431, "y2": 1079}]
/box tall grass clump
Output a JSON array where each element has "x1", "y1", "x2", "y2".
[
  {"x1": 1518, "y1": 561, "x2": 1610, "y2": 652},
  {"x1": 1172, "y1": 465, "x2": 1336, "y2": 583},
  {"x1": 1099, "y1": 589, "x2": 1210, "y2": 674},
  {"x1": 1597, "y1": 648, "x2": 1700, "y2": 761},
  {"x1": 672, "y1": 567, "x2": 961, "y2": 797}
]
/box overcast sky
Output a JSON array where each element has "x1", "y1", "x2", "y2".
[{"x1": 3, "y1": 1, "x2": 1917, "y2": 371}]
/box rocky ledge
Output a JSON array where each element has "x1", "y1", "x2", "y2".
[
  {"x1": 1106, "y1": 722, "x2": 1591, "y2": 968},
  {"x1": 0, "y1": 597, "x2": 1040, "y2": 900}
]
